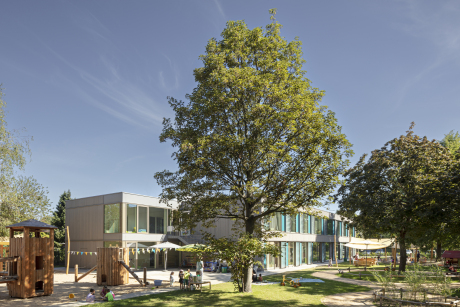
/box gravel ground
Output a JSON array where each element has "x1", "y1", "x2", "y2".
[{"x1": 0, "y1": 269, "x2": 175, "y2": 307}]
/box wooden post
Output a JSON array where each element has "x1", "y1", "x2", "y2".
[
  {"x1": 334, "y1": 233, "x2": 338, "y2": 267},
  {"x1": 66, "y1": 226, "x2": 70, "y2": 275},
  {"x1": 415, "y1": 248, "x2": 418, "y2": 263},
  {"x1": 75, "y1": 264, "x2": 78, "y2": 282},
  {"x1": 143, "y1": 267, "x2": 147, "y2": 287}
]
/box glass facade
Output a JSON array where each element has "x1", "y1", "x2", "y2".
[
  {"x1": 149, "y1": 208, "x2": 166, "y2": 234},
  {"x1": 312, "y1": 242, "x2": 320, "y2": 262},
  {"x1": 104, "y1": 204, "x2": 120, "y2": 233},
  {"x1": 301, "y1": 242, "x2": 308, "y2": 264},
  {"x1": 290, "y1": 215, "x2": 296, "y2": 233},
  {"x1": 269, "y1": 212, "x2": 282, "y2": 231},
  {"x1": 126, "y1": 204, "x2": 137, "y2": 233},
  {"x1": 324, "y1": 242, "x2": 331, "y2": 260},
  {"x1": 138, "y1": 207, "x2": 148, "y2": 233},
  {"x1": 288, "y1": 242, "x2": 294, "y2": 266},
  {"x1": 314, "y1": 217, "x2": 322, "y2": 234},
  {"x1": 327, "y1": 220, "x2": 334, "y2": 235}
]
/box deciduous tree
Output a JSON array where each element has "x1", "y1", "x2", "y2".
[
  {"x1": 155, "y1": 10, "x2": 352, "y2": 292},
  {"x1": 0, "y1": 87, "x2": 51, "y2": 236},
  {"x1": 336, "y1": 123, "x2": 452, "y2": 272}
]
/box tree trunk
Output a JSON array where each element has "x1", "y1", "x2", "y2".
[
  {"x1": 398, "y1": 234, "x2": 407, "y2": 273},
  {"x1": 436, "y1": 241, "x2": 442, "y2": 261},
  {"x1": 241, "y1": 218, "x2": 256, "y2": 293}
]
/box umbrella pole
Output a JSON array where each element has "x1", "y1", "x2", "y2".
[{"x1": 165, "y1": 250, "x2": 167, "y2": 271}]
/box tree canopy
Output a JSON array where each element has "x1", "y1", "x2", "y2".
[
  {"x1": 336, "y1": 123, "x2": 453, "y2": 272},
  {"x1": 155, "y1": 10, "x2": 352, "y2": 292},
  {"x1": 0, "y1": 87, "x2": 51, "y2": 236},
  {"x1": 155, "y1": 10, "x2": 352, "y2": 235}
]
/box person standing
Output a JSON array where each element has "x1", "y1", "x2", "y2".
[
  {"x1": 184, "y1": 269, "x2": 191, "y2": 291},
  {"x1": 170, "y1": 271, "x2": 175, "y2": 287},
  {"x1": 197, "y1": 259, "x2": 204, "y2": 277},
  {"x1": 179, "y1": 269, "x2": 184, "y2": 290}
]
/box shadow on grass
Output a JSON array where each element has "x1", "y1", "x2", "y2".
[{"x1": 93, "y1": 267, "x2": 371, "y2": 307}]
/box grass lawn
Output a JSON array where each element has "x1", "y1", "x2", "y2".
[{"x1": 93, "y1": 269, "x2": 370, "y2": 306}]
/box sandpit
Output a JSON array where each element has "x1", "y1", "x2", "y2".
[{"x1": 0, "y1": 270, "x2": 176, "y2": 306}]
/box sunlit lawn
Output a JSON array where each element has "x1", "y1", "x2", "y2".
[{"x1": 93, "y1": 268, "x2": 370, "y2": 306}]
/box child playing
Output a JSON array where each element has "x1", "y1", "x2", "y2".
[
  {"x1": 103, "y1": 289, "x2": 114, "y2": 301},
  {"x1": 184, "y1": 269, "x2": 190, "y2": 291},
  {"x1": 86, "y1": 288, "x2": 96, "y2": 302},
  {"x1": 170, "y1": 271, "x2": 175, "y2": 287},
  {"x1": 179, "y1": 269, "x2": 184, "y2": 290},
  {"x1": 258, "y1": 274, "x2": 263, "y2": 282},
  {"x1": 100, "y1": 286, "x2": 108, "y2": 299}
]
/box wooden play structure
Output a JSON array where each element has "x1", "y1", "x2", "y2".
[
  {"x1": 74, "y1": 247, "x2": 146, "y2": 287},
  {"x1": 0, "y1": 219, "x2": 57, "y2": 298}
]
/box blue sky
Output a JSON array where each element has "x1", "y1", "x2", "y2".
[{"x1": 1, "y1": 1, "x2": 459, "y2": 212}]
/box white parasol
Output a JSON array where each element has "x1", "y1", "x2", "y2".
[{"x1": 149, "y1": 242, "x2": 182, "y2": 271}]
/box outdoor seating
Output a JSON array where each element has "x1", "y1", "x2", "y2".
[{"x1": 354, "y1": 258, "x2": 376, "y2": 267}]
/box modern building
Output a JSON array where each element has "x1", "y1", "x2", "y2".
[{"x1": 66, "y1": 192, "x2": 357, "y2": 270}]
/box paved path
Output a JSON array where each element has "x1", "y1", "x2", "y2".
[{"x1": 312, "y1": 271, "x2": 379, "y2": 307}]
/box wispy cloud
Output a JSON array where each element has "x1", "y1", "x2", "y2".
[
  {"x1": 214, "y1": 0, "x2": 226, "y2": 19},
  {"x1": 392, "y1": 2, "x2": 460, "y2": 110},
  {"x1": 25, "y1": 18, "x2": 165, "y2": 129}
]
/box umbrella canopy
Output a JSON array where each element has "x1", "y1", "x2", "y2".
[
  {"x1": 148, "y1": 242, "x2": 181, "y2": 271},
  {"x1": 149, "y1": 242, "x2": 181, "y2": 249},
  {"x1": 344, "y1": 239, "x2": 392, "y2": 250}
]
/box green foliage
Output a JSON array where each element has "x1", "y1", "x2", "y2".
[
  {"x1": 51, "y1": 190, "x2": 71, "y2": 243},
  {"x1": 371, "y1": 269, "x2": 395, "y2": 292},
  {"x1": 155, "y1": 10, "x2": 352, "y2": 292},
  {"x1": 440, "y1": 130, "x2": 460, "y2": 157},
  {"x1": 429, "y1": 265, "x2": 452, "y2": 297},
  {"x1": 205, "y1": 233, "x2": 280, "y2": 292},
  {"x1": 0, "y1": 87, "x2": 51, "y2": 236},
  {"x1": 52, "y1": 190, "x2": 71, "y2": 264},
  {"x1": 336, "y1": 123, "x2": 453, "y2": 272},
  {"x1": 403, "y1": 264, "x2": 426, "y2": 300},
  {"x1": 155, "y1": 9, "x2": 351, "y2": 237}
]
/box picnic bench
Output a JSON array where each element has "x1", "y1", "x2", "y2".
[
  {"x1": 354, "y1": 258, "x2": 377, "y2": 267},
  {"x1": 189, "y1": 281, "x2": 211, "y2": 292}
]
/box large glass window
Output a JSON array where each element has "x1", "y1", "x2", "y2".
[
  {"x1": 104, "y1": 204, "x2": 120, "y2": 233},
  {"x1": 138, "y1": 242, "x2": 156, "y2": 269},
  {"x1": 290, "y1": 215, "x2": 296, "y2": 232},
  {"x1": 327, "y1": 220, "x2": 334, "y2": 235},
  {"x1": 315, "y1": 217, "x2": 322, "y2": 234},
  {"x1": 138, "y1": 207, "x2": 148, "y2": 233},
  {"x1": 288, "y1": 242, "x2": 294, "y2": 266},
  {"x1": 281, "y1": 242, "x2": 287, "y2": 269},
  {"x1": 312, "y1": 242, "x2": 320, "y2": 262},
  {"x1": 303, "y1": 214, "x2": 309, "y2": 233},
  {"x1": 301, "y1": 242, "x2": 308, "y2": 265},
  {"x1": 324, "y1": 242, "x2": 331, "y2": 260},
  {"x1": 285, "y1": 215, "x2": 291, "y2": 232},
  {"x1": 269, "y1": 212, "x2": 282, "y2": 231},
  {"x1": 149, "y1": 208, "x2": 165, "y2": 234},
  {"x1": 126, "y1": 204, "x2": 137, "y2": 232}
]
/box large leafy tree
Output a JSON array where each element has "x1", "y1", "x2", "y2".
[
  {"x1": 336, "y1": 123, "x2": 452, "y2": 272},
  {"x1": 155, "y1": 10, "x2": 352, "y2": 292},
  {"x1": 0, "y1": 87, "x2": 51, "y2": 236}
]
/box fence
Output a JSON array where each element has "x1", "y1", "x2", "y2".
[{"x1": 375, "y1": 288, "x2": 460, "y2": 306}]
